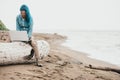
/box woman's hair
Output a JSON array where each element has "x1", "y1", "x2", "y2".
[{"x1": 20, "y1": 4, "x2": 32, "y2": 25}]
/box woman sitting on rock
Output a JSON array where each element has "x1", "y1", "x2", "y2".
[{"x1": 16, "y1": 4, "x2": 41, "y2": 66}]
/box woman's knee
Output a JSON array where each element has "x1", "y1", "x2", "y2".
[{"x1": 31, "y1": 40, "x2": 37, "y2": 47}]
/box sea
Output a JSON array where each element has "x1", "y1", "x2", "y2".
[{"x1": 36, "y1": 30, "x2": 120, "y2": 66}]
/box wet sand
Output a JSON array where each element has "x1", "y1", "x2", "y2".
[{"x1": 0, "y1": 33, "x2": 120, "y2": 80}]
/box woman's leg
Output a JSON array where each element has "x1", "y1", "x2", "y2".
[
  {"x1": 31, "y1": 38, "x2": 39, "y2": 59},
  {"x1": 30, "y1": 37, "x2": 42, "y2": 66}
]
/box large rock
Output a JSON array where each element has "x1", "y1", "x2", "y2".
[
  {"x1": 0, "y1": 31, "x2": 10, "y2": 42},
  {"x1": 0, "y1": 40, "x2": 50, "y2": 65}
]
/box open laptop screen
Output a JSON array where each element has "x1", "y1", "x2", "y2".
[{"x1": 9, "y1": 31, "x2": 29, "y2": 42}]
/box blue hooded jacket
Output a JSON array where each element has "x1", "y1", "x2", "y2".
[{"x1": 16, "y1": 4, "x2": 33, "y2": 38}]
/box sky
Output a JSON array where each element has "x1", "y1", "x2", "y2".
[{"x1": 0, "y1": 0, "x2": 120, "y2": 32}]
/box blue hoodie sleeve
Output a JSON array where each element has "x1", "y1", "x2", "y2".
[
  {"x1": 16, "y1": 15, "x2": 21, "y2": 31},
  {"x1": 28, "y1": 18, "x2": 33, "y2": 38}
]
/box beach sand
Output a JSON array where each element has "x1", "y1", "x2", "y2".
[{"x1": 0, "y1": 33, "x2": 120, "y2": 80}]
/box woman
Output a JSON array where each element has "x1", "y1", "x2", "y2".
[{"x1": 16, "y1": 4, "x2": 41, "y2": 66}]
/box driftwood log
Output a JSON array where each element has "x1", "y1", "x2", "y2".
[
  {"x1": 0, "y1": 40, "x2": 50, "y2": 65},
  {"x1": 85, "y1": 64, "x2": 120, "y2": 74}
]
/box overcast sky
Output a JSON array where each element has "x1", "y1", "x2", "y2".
[{"x1": 0, "y1": 0, "x2": 120, "y2": 32}]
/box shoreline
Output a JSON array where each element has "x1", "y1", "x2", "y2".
[
  {"x1": 0, "y1": 33, "x2": 120, "y2": 80},
  {"x1": 60, "y1": 31, "x2": 120, "y2": 67},
  {"x1": 51, "y1": 32, "x2": 120, "y2": 69},
  {"x1": 60, "y1": 44, "x2": 120, "y2": 69}
]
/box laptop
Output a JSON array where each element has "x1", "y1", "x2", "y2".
[{"x1": 9, "y1": 31, "x2": 29, "y2": 42}]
